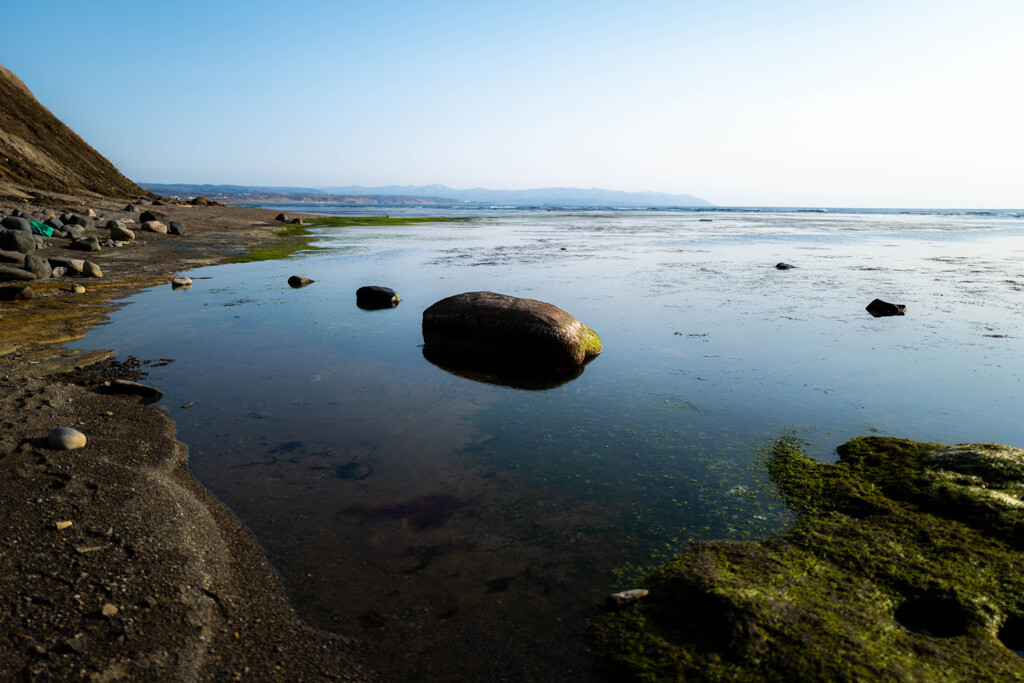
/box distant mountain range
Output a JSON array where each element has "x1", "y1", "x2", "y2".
[{"x1": 140, "y1": 182, "x2": 712, "y2": 208}]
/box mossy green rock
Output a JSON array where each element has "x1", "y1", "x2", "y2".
[{"x1": 590, "y1": 437, "x2": 1024, "y2": 681}]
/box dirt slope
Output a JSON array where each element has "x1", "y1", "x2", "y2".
[{"x1": 0, "y1": 65, "x2": 146, "y2": 201}]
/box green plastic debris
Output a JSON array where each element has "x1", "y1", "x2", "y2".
[{"x1": 30, "y1": 221, "x2": 54, "y2": 237}]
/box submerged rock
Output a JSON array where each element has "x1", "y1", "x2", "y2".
[
  {"x1": 288, "y1": 275, "x2": 314, "y2": 288},
  {"x1": 171, "y1": 277, "x2": 192, "y2": 289},
  {"x1": 422, "y1": 291, "x2": 602, "y2": 369},
  {"x1": 0, "y1": 285, "x2": 33, "y2": 301},
  {"x1": 866, "y1": 298, "x2": 906, "y2": 317},
  {"x1": 590, "y1": 436, "x2": 1024, "y2": 681},
  {"x1": 356, "y1": 285, "x2": 400, "y2": 309}
]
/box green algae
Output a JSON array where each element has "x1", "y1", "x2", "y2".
[
  {"x1": 589, "y1": 435, "x2": 1024, "y2": 681},
  {"x1": 230, "y1": 216, "x2": 473, "y2": 263}
]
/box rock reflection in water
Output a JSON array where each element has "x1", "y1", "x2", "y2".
[{"x1": 421, "y1": 347, "x2": 589, "y2": 390}]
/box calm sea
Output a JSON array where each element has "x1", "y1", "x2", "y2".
[{"x1": 74, "y1": 205, "x2": 1024, "y2": 680}]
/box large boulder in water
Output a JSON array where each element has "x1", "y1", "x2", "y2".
[
  {"x1": 422, "y1": 291, "x2": 602, "y2": 369},
  {"x1": 866, "y1": 299, "x2": 906, "y2": 317},
  {"x1": 356, "y1": 286, "x2": 400, "y2": 309}
]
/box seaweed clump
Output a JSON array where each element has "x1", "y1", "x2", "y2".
[{"x1": 589, "y1": 436, "x2": 1024, "y2": 681}]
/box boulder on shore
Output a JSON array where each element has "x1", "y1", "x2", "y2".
[
  {"x1": 0, "y1": 285, "x2": 33, "y2": 301},
  {"x1": 0, "y1": 265, "x2": 36, "y2": 281},
  {"x1": 356, "y1": 286, "x2": 400, "y2": 309},
  {"x1": 866, "y1": 298, "x2": 906, "y2": 317},
  {"x1": 422, "y1": 291, "x2": 602, "y2": 369},
  {"x1": 0, "y1": 228, "x2": 36, "y2": 254}
]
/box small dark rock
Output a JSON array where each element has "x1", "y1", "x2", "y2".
[
  {"x1": 776, "y1": 263, "x2": 795, "y2": 270},
  {"x1": 357, "y1": 286, "x2": 400, "y2": 310},
  {"x1": 866, "y1": 299, "x2": 906, "y2": 317},
  {"x1": 44, "y1": 216, "x2": 64, "y2": 230},
  {"x1": 289, "y1": 218, "x2": 302, "y2": 224},
  {"x1": 168, "y1": 221, "x2": 187, "y2": 236},
  {"x1": 70, "y1": 215, "x2": 96, "y2": 230},
  {"x1": 288, "y1": 275, "x2": 314, "y2": 288},
  {"x1": 153, "y1": 199, "x2": 167, "y2": 206},
  {"x1": 105, "y1": 379, "x2": 163, "y2": 404},
  {"x1": 136, "y1": 199, "x2": 151, "y2": 206},
  {"x1": 275, "y1": 213, "x2": 288, "y2": 222},
  {"x1": 140, "y1": 210, "x2": 165, "y2": 223},
  {"x1": 0, "y1": 285, "x2": 33, "y2": 300},
  {"x1": 124, "y1": 204, "x2": 137, "y2": 212}
]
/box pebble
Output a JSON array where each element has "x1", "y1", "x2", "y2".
[
  {"x1": 71, "y1": 284, "x2": 86, "y2": 294},
  {"x1": 55, "y1": 520, "x2": 73, "y2": 530},
  {"x1": 605, "y1": 588, "x2": 649, "y2": 609},
  {"x1": 101, "y1": 603, "x2": 118, "y2": 617},
  {"x1": 48, "y1": 426, "x2": 86, "y2": 450}
]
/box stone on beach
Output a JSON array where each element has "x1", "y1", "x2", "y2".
[
  {"x1": 82, "y1": 261, "x2": 103, "y2": 278},
  {"x1": 49, "y1": 257, "x2": 85, "y2": 275},
  {"x1": 356, "y1": 285, "x2": 400, "y2": 309},
  {"x1": 1, "y1": 216, "x2": 31, "y2": 231},
  {"x1": 105, "y1": 379, "x2": 164, "y2": 404},
  {"x1": 0, "y1": 228, "x2": 36, "y2": 254},
  {"x1": 71, "y1": 236, "x2": 102, "y2": 252},
  {"x1": 109, "y1": 222, "x2": 135, "y2": 242},
  {"x1": 171, "y1": 276, "x2": 192, "y2": 289},
  {"x1": 0, "y1": 265, "x2": 37, "y2": 281},
  {"x1": 48, "y1": 427, "x2": 86, "y2": 450},
  {"x1": 24, "y1": 254, "x2": 51, "y2": 279},
  {"x1": 142, "y1": 221, "x2": 168, "y2": 234},
  {"x1": 422, "y1": 291, "x2": 602, "y2": 369},
  {"x1": 168, "y1": 221, "x2": 187, "y2": 236},
  {"x1": 0, "y1": 249, "x2": 26, "y2": 264},
  {"x1": 866, "y1": 298, "x2": 906, "y2": 317}
]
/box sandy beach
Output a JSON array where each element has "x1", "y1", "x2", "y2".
[{"x1": 0, "y1": 197, "x2": 373, "y2": 681}]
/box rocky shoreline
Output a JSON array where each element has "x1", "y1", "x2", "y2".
[{"x1": 0, "y1": 197, "x2": 372, "y2": 681}]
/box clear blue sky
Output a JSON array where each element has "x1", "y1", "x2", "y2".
[{"x1": 3, "y1": 0, "x2": 1021, "y2": 207}]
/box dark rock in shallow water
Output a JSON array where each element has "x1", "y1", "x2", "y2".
[
  {"x1": 102, "y1": 379, "x2": 163, "y2": 404},
  {"x1": 0, "y1": 228, "x2": 36, "y2": 254},
  {"x1": 1, "y1": 216, "x2": 31, "y2": 231},
  {"x1": 168, "y1": 221, "x2": 187, "y2": 236},
  {"x1": 276, "y1": 213, "x2": 288, "y2": 222},
  {"x1": 775, "y1": 262, "x2": 795, "y2": 270},
  {"x1": 866, "y1": 298, "x2": 906, "y2": 317},
  {"x1": 356, "y1": 285, "x2": 400, "y2": 309},
  {"x1": 422, "y1": 291, "x2": 602, "y2": 370},
  {"x1": 288, "y1": 275, "x2": 314, "y2": 288},
  {"x1": 0, "y1": 285, "x2": 33, "y2": 300},
  {"x1": 289, "y1": 218, "x2": 302, "y2": 225}
]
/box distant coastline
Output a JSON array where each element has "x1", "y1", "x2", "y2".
[{"x1": 139, "y1": 182, "x2": 713, "y2": 208}]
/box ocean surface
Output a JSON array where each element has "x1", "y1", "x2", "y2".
[{"x1": 73, "y1": 205, "x2": 1024, "y2": 679}]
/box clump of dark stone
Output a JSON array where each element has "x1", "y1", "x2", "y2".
[
  {"x1": 356, "y1": 285, "x2": 400, "y2": 309},
  {"x1": 867, "y1": 298, "x2": 907, "y2": 317},
  {"x1": 288, "y1": 275, "x2": 314, "y2": 288},
  {"x1": 0, "y1": 285, "x2": 33, "y2": 300},
  {"x1": 775, "y1": 262, "x2": 795, "y2": 270},
  {"x1": 590, "y1": 436, "x2": 1024, "y2": 681},
  {"x1": 168, "y1": 221, "x2": 187, "y2": 236}
]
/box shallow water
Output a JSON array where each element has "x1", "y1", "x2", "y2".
[{"x1": 74, "y1": 208, "x2": 1024, "y2": 680}]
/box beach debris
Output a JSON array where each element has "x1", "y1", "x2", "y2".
[
  {"x1": 288, "y1": 275, "x2": 314, "y2": 288},
  {"x1": 171, "y1": 276, "x2": 192, "y2": 289},
  {"x1": 356, "y1": 285, "x2": 400, "y2": 309},
  {"x1": 775, "y1": 262, "x2": 795, "y2": 270},
  {"x1": 422, "y1": 291, "x2": 602, "y2": 369},
  {"x1": 55, "y1": 520, "x2": 73, "y2": 531},
  {"x1": 104, "y1": 379, "x2": 164, "y2": 404},
  {"x1": 866, "y1": 298, "x2": 906, "y2": 317},
  {"x1": 48, "y1": 427, "x2": 86, "y2": 450},
  {"x1": 606, "y1": 589, "x2": 649, "y2": 610}
]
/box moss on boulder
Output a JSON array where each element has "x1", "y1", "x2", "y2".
[{"x1": 589, "y1": 436, "x2": 1024, "y2": 681}]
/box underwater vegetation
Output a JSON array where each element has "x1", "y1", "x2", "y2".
[{"x1": 589, "y1": 436, "x2": 1024, "y2": 681}]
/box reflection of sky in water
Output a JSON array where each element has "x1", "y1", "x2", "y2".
[{"x1": 73, "y1": 209, "x2": 1024, "y2": 661}]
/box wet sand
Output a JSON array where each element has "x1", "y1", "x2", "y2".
[{"x1": 0, "y1": 199, "x2": 372, "y2": 680}]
